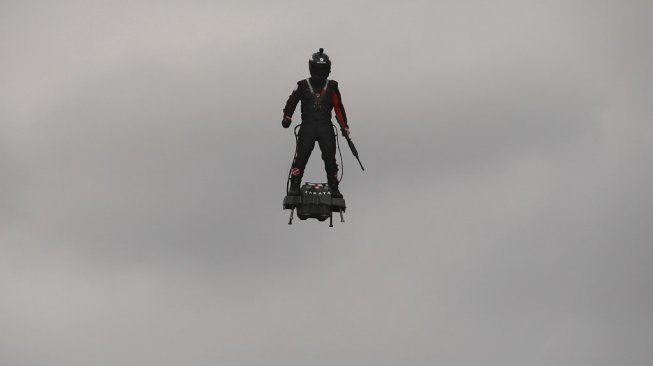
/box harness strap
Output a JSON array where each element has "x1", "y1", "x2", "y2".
[{"x1": 305, "y1": 78, "x2": 329, "y2": 101}]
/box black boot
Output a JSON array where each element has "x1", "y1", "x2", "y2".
[
  {"x1": 288, "y1": 177, "x2": 301, "y2": 196},
  {"x1": 329, "y1": 182, "x2": 343, "y2": 198}
]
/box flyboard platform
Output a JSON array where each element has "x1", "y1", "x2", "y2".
[{"x1": 283, "y1": 182, "x2": 346, "y2": 227}]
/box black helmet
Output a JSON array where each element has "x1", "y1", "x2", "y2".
[{"x1": 308, "y1": 48, "x2": 331, "y2": 79}]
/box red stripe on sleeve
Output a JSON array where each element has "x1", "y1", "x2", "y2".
[{"x1": 332, "y1": 89, "x2": 347, "y2": 129}]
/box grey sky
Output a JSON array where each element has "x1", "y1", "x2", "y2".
[{"x1": 1, "y1": 0, "x2": 652, "y2": 365}]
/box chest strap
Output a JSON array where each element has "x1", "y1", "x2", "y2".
[{"x1": 305, "y1": 78, "x2": 329, "y2": 101}]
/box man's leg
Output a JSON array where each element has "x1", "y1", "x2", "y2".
[
  {"x1": 317, "y1": 123, "x2": 341, "y2": 197},
  {"x1": 289, "y1": 124, "x2": 317, "y2": 195}
]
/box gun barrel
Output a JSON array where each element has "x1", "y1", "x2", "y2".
[
  {"x1": 346, "y1": 137, "x2": 359, "y2": 156},
  {"x1": 345, "y1": 136, "x2": 364, "y2": 171}
]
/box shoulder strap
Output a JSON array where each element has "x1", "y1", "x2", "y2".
[{"x1": 305, "y1": 78, "x2": 329, "y2": 96}]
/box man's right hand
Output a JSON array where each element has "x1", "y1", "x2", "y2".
[{"x1": 281, "y1": 116, "x2": 292, "y2": 128}]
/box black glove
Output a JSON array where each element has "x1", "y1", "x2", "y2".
[{"x1": 281, "y1": 116, "x2": 292, "y2": 128}]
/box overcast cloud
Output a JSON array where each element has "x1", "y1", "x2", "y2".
[{"x1": 1, "y1": 0, "x2": 652, "y2": 365}]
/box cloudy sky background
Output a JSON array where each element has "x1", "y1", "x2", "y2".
[{"x1": 2, "y1": 0, "x2": 652, "y2": 365}]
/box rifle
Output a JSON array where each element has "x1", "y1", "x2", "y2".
[{"x1": 343, "y1": 132, "x2": 365, "y2": 171}]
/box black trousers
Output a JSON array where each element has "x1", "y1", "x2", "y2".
[{"x1": 291, "y1": 122, "x2": 338, "y2": 183}]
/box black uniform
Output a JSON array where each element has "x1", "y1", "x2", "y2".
[{"x1": 283, "y1": 76, "x2": 349, "y2": 185}]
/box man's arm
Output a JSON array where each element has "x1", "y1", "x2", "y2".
[
  {"x1": 282, "y1": 82, "x2": 302, "y2": 122},
  {"x1": 331, "y1": 82, "x2": 350, "y2": 136}
]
